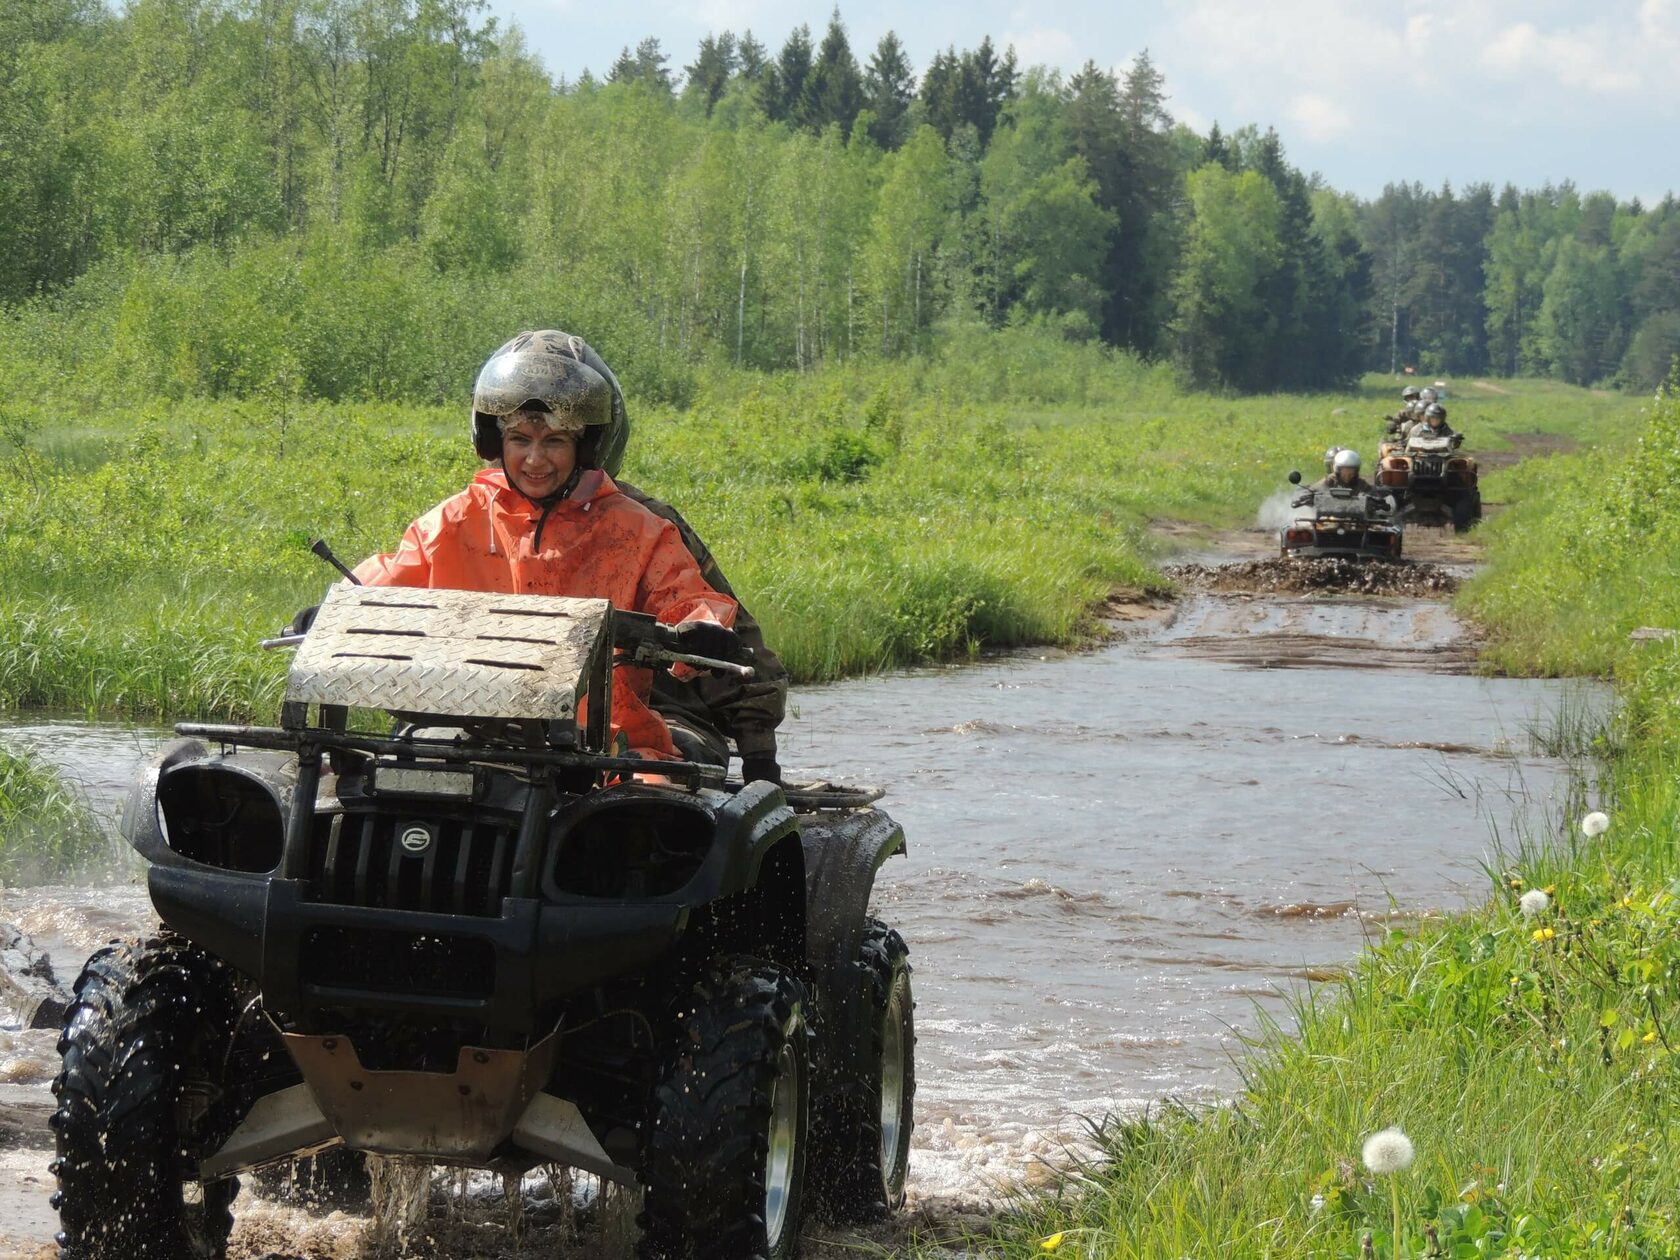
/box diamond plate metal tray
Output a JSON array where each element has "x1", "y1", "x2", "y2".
[{"x1": 286, "y1": 587, "x2": 613, "y2": 722}]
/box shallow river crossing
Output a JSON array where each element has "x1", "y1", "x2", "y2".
[{"x1": 0, "y1": 535, "x2": 1594, "y2": 1251}]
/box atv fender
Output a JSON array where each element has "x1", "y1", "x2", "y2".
[
  {"x1": 122, "y1": 739, "x2": 296, "y2": 873},
  {"x1": 800, "y1": 810, "x2": 906, "y2": 1080},
  {"x1": 119, "y1": 738, "x2": 209, "y2": 865}
]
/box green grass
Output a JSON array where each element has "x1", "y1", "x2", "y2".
[
  {"x1": 0, "y1": 325, "x2": 1644, "y2": 722},
  {"x1": 0, "y1": 744, "x2": 111, "y2": 883},
  {"x1": 948, "y1": 386, "x2": 1680, "y2": 1259}
]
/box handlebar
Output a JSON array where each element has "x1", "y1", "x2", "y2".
[{"x1": 611, "y1": 609, "x2": 756, "y2": 678}]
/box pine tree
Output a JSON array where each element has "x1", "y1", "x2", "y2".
[
  {"x1": 805, "y1": 9, "x2": 862, "y2": 136},
  {"x1": 737, "y1": 30, "x2": 767, "y2": 81},
  {"x1": 862, "y1": 31, "x2": 914, "y2": 149},
  {"x1": 683, "y1": 32, "x2": 737, "y2": 116},
  {"x1": 760, "y1": 24, "x2": 813, "y2": 124}
]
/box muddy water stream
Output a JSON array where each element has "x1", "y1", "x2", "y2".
[{"x1": 0, "y1": 541, "x2": 1595, "y2": 1255}]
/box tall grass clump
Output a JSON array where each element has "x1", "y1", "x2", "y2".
[
  {"x1": 945, "y1": 387, "x2": 1680, "y2": 1259},
  {"x1": 0, "y1": 745, "x2": 110, "y2": 883}
]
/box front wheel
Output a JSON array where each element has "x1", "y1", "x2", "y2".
[
  {"x1": 52, "y1": 934, "x2": 242, "y2": 1259},
  {"x1": 639, "y1": 957, "x2": 811, "y2": 1260},
  {"x1": 814, "y1": 920, "x2": 915, "y2": 1223},
  {"x1": 1452, "y1": 489, "x2": 1482, "y2": 533}
]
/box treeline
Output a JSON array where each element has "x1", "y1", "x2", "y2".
[
  {"x1": 1, "y1": 0, "x2": 1675, "y2": 402},
  {"x1": 1366, "y1": 181, "x2": 1680, "y2": 389}
]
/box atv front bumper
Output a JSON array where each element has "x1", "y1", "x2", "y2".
[{"x1": 151, "y1": 867, "x2": 683, "y2": 1032}]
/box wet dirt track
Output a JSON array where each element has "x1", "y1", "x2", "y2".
[{"x1": 0, "y1": 524, "x2": 1596, "y2": 1258}]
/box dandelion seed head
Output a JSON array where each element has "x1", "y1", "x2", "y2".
[
  {"x1": 1582, "y1": 811, "x2": 1610, "y2": 838},
  {"x1": 1362, "y1": 1127, "x2": 1415, "y2": 1175},
  {"x1": 1519, "y1": 889, "x2": 1551, "y2": 917}
]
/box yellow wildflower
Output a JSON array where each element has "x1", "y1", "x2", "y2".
[
  {"x1": 1041, "y1": 1232, "x2": 1067, "y2": 1252},
  {"x1": 1644, "y1": 1031, "x2": 1658, "y2": 1044},
  {"x1": 1531, "y1": 927, "x2": 1555, "y2": 942}
]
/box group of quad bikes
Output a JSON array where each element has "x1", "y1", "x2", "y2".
[
  {"x1": 1279, "y1": 384, "x2": 1483, "y2": 563},
  {"x1": 48, "y1": 586, "x2": 914, "y2": 1259}
]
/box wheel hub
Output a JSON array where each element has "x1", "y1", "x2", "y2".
[
  {"x1": 764, "y1": 1040, "x2": 800, "y2": 1250},
  {"x1": 879, "y1": 977, "x2": 908, "y2": 1179}
]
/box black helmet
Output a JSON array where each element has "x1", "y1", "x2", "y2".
[
  {"x1": 470, "y1": 331, "x2": 624, "y2": 469},
  {"x1": 1425, "y1": 403, "x2": 1447, "y2": 421}
]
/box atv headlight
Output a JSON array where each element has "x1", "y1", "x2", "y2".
[
  {"x1": 547, "y1": 797, "x2": 715, "y2": 899},
  {"x1": 156, "y1": 763, "x2": 286, "y2": 873}
]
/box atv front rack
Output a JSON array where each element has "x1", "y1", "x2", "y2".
[{"x1": 175, "y1": 723, "x2": 728, "y2": 787}]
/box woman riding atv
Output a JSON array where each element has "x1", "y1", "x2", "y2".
[
  {"x1": 555, "y1": 332, "x2": 789, "y2": 785},
  {"x1": 349, "y1": 330, "x2": 750, "y2": 764}
]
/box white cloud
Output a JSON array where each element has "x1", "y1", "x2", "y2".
[
  {"x1": 1287, "y1": 92, "x2": 1352, "y2": 143},
  {"x1": 1000, "y1": 24, "x2": 1080, "y2": 70},
  {"x1": 1403, "y1": 12, "x2": 1434, "y2": 53},
  {"x1": 687, "y1": 0, "x2": 780, "y2": 33},
  {"x1": 1639, "y1": 0, "x2": 1680, "y2": 49},
  {"x1": 1480, "y1": 20, "x2": 1642, "y2": 94}
]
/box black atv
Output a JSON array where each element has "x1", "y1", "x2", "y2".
[
  {"x1": 51, "y1": 586, "x2": 914, "y2": 1259},
  {"x1": 1280, "y1": 470, "x2": 1404, "y2": 560}
]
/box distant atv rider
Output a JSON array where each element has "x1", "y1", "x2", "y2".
[
  {"x1": 1410, "y1": 402, "x2": 1455, "y2": 439},
  {"x1": 1314, "y1": 448, "x2": 1372, "y2": 493},
  {"x1": 1386, "y1": 386, "x2": 1423, "y2": 433},
  {"x1": 344, "y1": 330, "x2": 780, "y2": 772}
]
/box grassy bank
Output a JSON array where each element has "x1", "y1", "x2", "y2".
[
  {"x1": 0, "y1": 326, "x2": 1642, "y2": 722},
  {"x1": 962, "y1": 388, "x2": 1680, "y2": 1258},
  {"x1": 0, "y1": 746, "x2": 108, "y2": 883}
]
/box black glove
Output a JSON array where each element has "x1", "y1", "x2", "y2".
[
  {"x1": 290, "y1": 605, "x2": 319, "y2": 635},
  {"x1": 673, "y1": 621, "x2": 752, "y2": 665},
  {"x1": 741, "y1": 756, "x2": 782, "y2": 786}
]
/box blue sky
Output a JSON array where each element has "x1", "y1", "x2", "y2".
[{"x1": 487, "y1": 0, "x2": 1680, "y2": 202}]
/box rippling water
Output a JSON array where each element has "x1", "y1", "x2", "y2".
[{"x1": 0, "y1": 605, "x2": 1593, "y2": 1205}]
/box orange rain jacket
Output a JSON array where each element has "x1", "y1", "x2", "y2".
[{"x1": 353, "y1": 468, "x2": 738, "y2": 759}]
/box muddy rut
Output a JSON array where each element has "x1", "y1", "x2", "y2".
[{"x1": 0, "y1": 521, "x2": 1594, "y2": 1258}]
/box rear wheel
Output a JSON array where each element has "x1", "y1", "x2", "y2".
[
  {"x1": 639, "y1": 957, "x2": 810, "y2": 1260},
  {"x1": 815, "y1": 920, "x2": 915, "y2": 1224},
  {"x1": 52, "y1": 934, "x2": 242, "y2": 1259}
]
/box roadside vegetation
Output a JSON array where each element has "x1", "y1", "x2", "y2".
[
  {"x1": 0, "y1": 329, "x2": 1640, "y2": 722},
  {"x1": 0, "y1": 745, "x2": 108, "y2": 883},
  {"x1": 958, "y1": 385, "x2": 1680, "y2": 1258}
]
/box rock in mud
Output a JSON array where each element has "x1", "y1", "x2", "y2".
[
  {"x1": 1167, "y1": 557, "x2": 1460, "y2": 598},
  {"x1": 0, "y1": 922, "x2": 70, "y2": 1030}
]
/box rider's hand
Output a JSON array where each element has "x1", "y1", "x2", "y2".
[
  {"x1": 673, "y1": 621, "x2": 753, "y2": 665},
  {"x1": 290, "y1": 605, "x2": 320, "y2": 635},
  {"x1": 741, "y1": 756, "x2": 782, "y2": 786}
]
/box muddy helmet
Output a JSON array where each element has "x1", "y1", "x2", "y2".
[
  {"x1": 1401, "y1": 386, "x2": 1421, "y2": 400},
  {"x1": 532, "y1": 330, "x2": 631, "y2": 475},
  {"x1": 470, "y1": 331, "x2": 621, "y2": 468},
  {"x1": 1333, "y1": 448, "x2": 1363, "y2": 473},
  {"x1": 1419, "y1": 387, "x2": 1438, "y2": 405},
  {"x1": 1424, "y1": 403, "x2": 1447, "y2": 422}
]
